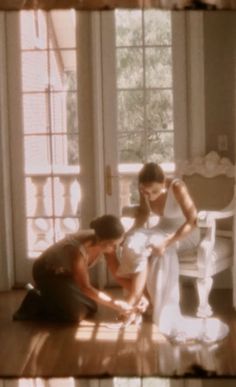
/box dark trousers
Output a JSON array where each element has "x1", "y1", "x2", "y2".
[
  {"x1": 12, "y1": 260, "x2": 98, "y2": 323},
  {"x1": 32, "y1": 260, "x2": 97, "y2": 323}
]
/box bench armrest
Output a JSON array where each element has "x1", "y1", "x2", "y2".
[{"x1": 197, "y1": 198, "x2": 234, "y2": 227}]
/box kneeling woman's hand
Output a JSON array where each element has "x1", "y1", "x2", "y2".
[
  {"x1": 113, "y1": 299, "x2": 134, "y2": 315},
  {"x1": 136, "y1": 295, "x2": 149, "y2": 313}
]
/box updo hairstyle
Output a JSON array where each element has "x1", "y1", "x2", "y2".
[{"x1": 90, "y1": 214, "x2": 124, "y2": 240}]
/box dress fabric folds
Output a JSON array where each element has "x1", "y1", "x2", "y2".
[{"x1": 119, "y1": 180, "x2": 229, "y2": 342}]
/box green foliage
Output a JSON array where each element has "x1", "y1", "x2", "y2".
[
  {"x1": 65, "y1": 71, "x2": 79, "y2": 165},
  {"x1": 64, "y1": 11, "x2": 174, "y2": 166},
  {"x1": 116, "y1": 10, "x2": 174, "y2": 164}
]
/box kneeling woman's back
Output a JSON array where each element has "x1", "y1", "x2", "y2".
[{"x1": 13, "y1": 215, "x2": 133, "y2": 323}]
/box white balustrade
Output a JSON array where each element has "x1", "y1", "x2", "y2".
[
  {"x1": 59, "y1": 175, "x2": 78, "y2": 216},
  {"x1": 30, "y1": 176, "x2": 48, "y2": 217},
  {"x1": 28, "y1": 170, "x2": 81, "y2": 253},
  {"x1": 30, "y1": 176, "x2": 50, "y2": 252}
]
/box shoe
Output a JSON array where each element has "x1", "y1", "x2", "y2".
[
  {"x1": 13, "y1": 287, "x2": 44, "y2": 321},
  {"x1": 117, "y1": 312, "x2": 143, "y2": 328}
]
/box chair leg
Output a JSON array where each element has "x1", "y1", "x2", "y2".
[{"x1": 195, "y1": 277, "x2": 213, "y2": 317}]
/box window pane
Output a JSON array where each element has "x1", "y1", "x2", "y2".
[
  {"x1": 66, "y1": 91, "x2": 78, "y2": 134},
  {"x1": 51, "y1": 134, "x2": 79, "y2": 166},
  {"x1": 115, "y1": 10, "x2": 142, "y2": 46},
  {"x1": 24, "y1": 135, "x2": 51, "y2": 170},
  {"x1": 147, "y1": 131, "x2": 174, "y2": 163},
  {"x1": 50, "y1": 92, "x2": 78, "y2": 134},
  {"x1": 118, "y1": 90, "x2": 144, "y2": 132},
  {"x1": 116, "y1": 48, "x2": 143, "y2": 89},
  {"x1": 144, "y1": 11, "x2": 172, "y2": 45},
  {"x1": 146, "y1": 90, "x2": 173, "y2": 131},
  {"x1": 22, "y1": 51, "x2": 48, "y2": 91},
  {"x1": 145, "y1": 47, "x2": 172, "y2": 88},
  {"x1": 21, "y1": 11, "x2": 48, "y2": 50},
  {"x1": 49, "y1": 51, "x2": 76, "y2": 91},
  {"x1": 118, "y1": 132, "x2": 145, "y2": 163},
  {"x1": 23, "y1": 94, "x2": 48, "y2": 134},
  {"x1": 49, "y1": 11, "x2": 76, "y2": 49}
]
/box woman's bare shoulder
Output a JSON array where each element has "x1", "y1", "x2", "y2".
[
  {"x1": 171, "y1": 179, "x2": 191, "y2": 202},
  {"x1": 166, "y1": 177, "x2": 183, "y2": 189}
]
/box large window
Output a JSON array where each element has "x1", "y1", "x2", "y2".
[
  {"x1": 1, "y1": 10, "x2": 186, "y2": 286},
  {"x1": 115, "y1": 10, "x2": 174, "y2": 208},
  {"x1": 116, "y1": 10, "x2": 173, "y2": 165},
  {"x1": 20, "y1": 11, "x2": 80, "y2": 258}
]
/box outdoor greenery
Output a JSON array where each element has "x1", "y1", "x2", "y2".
[
  {"x1": 115, "y1": 10, "x2": 174, "y2": 164},
  {"x1": 66, "y1": 71, "x2": 79, "y2": 165},
  {"x1": 65, "y1": 10, "x2": 174, "y2": 166}
]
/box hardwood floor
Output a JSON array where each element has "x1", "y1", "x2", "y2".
[{"x1": 0, "y1": 287, "x2": 236, "y2": 378}]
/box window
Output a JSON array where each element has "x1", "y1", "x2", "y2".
[
  {"x1": 20, "y1": 10, "x2": 80, "y2": 258},
  {"x1": 115, "y1": 10, "x2": 174, "y2": 208},
  {"x1": 0, "y1": 11, "x2": 187, "y2": 287}
]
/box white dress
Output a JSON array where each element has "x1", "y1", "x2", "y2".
[{"x1": 118, "y1": 180, "x2": 229, "y2": 343}]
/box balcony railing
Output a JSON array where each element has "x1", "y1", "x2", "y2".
[
  {"x1": 26, "y1": 163, "x2": 175, "y2": 257},
  {"x1": 25, "y1": 166, "x2": 80, "y2": 257}
]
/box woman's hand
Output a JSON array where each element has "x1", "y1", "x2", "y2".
[
  {"x1": 113, "y1": 299, "x2": 134, "y2": 315},
  {"x1": 147, "y1": 241, "x2": 167, "y2": 257},
  {"x1": 136, "y1": 295, "x2": 149, "y2": 313}
]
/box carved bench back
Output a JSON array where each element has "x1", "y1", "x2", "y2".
[
  {"x1": 177, "y1": 151, "x2": 235, "y2": 232},
  {"x1": 183, "y1": 174, "x2": 234, "y2": 231}
]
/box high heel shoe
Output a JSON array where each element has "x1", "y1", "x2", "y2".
[{"x1": 118, "y1": 312, "x2": 143, "y2": 328}]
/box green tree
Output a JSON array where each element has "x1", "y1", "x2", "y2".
[
  {"x1": 66, "y1": 71, "x2": 79, "y2": 165},
  {"x1": 116, "y1": 10, "x2": 174, "y2": 164}
]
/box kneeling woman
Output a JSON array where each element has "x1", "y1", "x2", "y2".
[{"x1": 14, "y1": 214, "x2": 134, "y2": 323}]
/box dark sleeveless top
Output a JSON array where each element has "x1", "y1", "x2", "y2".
[{"x1": 33, "y1": 231, "x2": 99, "y2": 275}]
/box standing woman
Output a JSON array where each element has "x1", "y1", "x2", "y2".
[{"x1": 13, "y1": 214, "x2": 134, "y2": 323}]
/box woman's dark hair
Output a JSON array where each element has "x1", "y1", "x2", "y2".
[
  {"x1": 90, "y1": 214, "x2": 124, "y2": 240},
  {"x1": 138, "y1": 162, "x2": 165, "y2": 185}
]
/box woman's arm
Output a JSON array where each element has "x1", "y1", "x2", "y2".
[
  {"x1": 105, "y1": 251, "x2": 132, "y2": 291},
  {"x1": 72, "y1": 254, "x2": 133, "y2": 314},
  {"x1": 105, "y1": 252, "x2": 149, "y2": 311},
  {"x1": 166, "y1": 181, "x2": 197, "y2": 247},
  {"x1": 165, "y1": 180, "x2": 198, "y2": 246},
  {"x1": 149, "y1": 180, "x2": 198, "y2": 255}
]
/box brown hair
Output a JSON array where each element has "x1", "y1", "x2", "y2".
[
  {"x1": 90, "y1": 214, "x2": 124, "y2": 240},
  {"x1": 138, "y1": 162, "x2": 165, "y2": 185}
]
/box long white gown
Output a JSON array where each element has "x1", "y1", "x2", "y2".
[{"x1": 118, "y1": 180, "x2": 229, "y2": 343}]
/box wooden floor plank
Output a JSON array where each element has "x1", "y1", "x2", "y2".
[{"x1": 0, "y1": 288, "x2": 236, "y2": 378}]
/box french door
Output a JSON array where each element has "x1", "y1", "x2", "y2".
[
  {"x1": 102, "y1": 10, "x2": 176, "y2": 286},
  {"x1": 7, "y1": 10, "x2": 117, "y2": 286},
  {"x1": 4, "y1": 9, "x2": 179, "y2": 287},
  {"x1": 8, "y1": 10, "x2": 81, "y2": 284}
]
